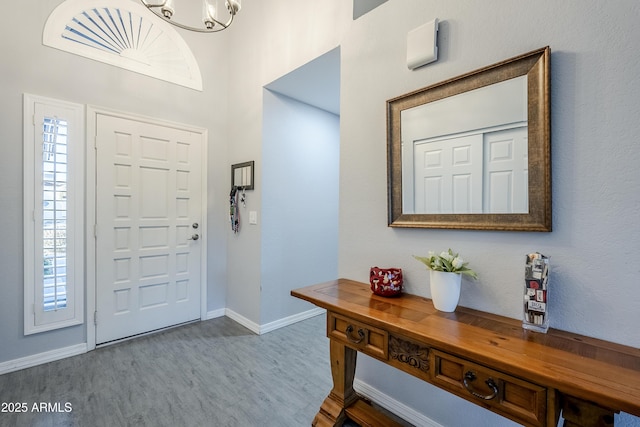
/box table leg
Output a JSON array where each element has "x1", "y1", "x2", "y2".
[
  {"x1": 562, "y1": 395, "x2": 615, "y2": 427},
  {"x1": 313, "y1": 340, "x2": 358, "y2": 427}
]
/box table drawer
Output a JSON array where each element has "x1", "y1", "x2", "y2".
[
  {"x1": 431, "y1": 350, "x2": 547, "y2": 427},
  {"x1": 328, "y1": 312, "x2": 388, "y2": 360}
]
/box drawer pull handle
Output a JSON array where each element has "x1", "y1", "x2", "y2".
[
  {"x1": 463, "y1": 371, "x2": 499, "y2": 400},
  {"x1": 345, "y1": 325, "x2": 366, "y2": 344}
]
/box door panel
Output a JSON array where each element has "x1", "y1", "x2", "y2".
[
  {"x1": 414, "y1": 134, "x2": 483, "y2": 213},
  {"x1": 483, "y1": 126, "x2": 528, "y2": 213},
  {"x1": 95, "y1": 114, "x2": 202, "y2": 344}
]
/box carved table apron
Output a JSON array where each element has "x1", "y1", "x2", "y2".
[{"x1": 291, "y1": 279, "x2": 640, "y2": 427}]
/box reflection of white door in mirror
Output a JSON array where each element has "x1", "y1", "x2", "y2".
[
  {"x1": 234, "y1": 165, "x2": 252, "y2": 187},
  {"x1": 401, "y1": 76, "x2": 527, "y2": 214},
  {"x1": 484, "y1": 126, "x2": 528, "y2": 213},
  {"x1": 413, "y1": 133, "x2": 483, "y2": 214},
  {"x1": 408, "y1": 125, "x2": 527, "y2": 214}
]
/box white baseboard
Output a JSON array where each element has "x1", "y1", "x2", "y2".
[
  {"x1": 259, "y1": 307, "x2": 325, "y2": 334},
  {"x1": 354, "y1": 379, "x2": 444, "y2": 427},
  {"x1": 0, "y1": 343, "x2": 87, "y2": 376},
  {"x1": 205, "y1": 308, "x2": 226, "y2": 320},
  {"x1": 224, "y1": 307, "x2": 325, "y2": 335},
  {"x1": 223, "y1": 308, "x2": 261, "y2": 334}
]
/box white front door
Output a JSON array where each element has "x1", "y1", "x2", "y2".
[{"x1": 95, "y1": 113, "x2": 203, "y2": 344}]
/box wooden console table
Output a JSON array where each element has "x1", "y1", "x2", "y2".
[{"x1": 291, "y1": 279, "x2": 640, "y2": 427}]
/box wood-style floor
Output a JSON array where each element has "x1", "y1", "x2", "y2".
[
  {"x1": 0, "y1": 314, "x2": 409, "y2": 427},
  {"x1": 0, "y1": 314, "x2": 331, "y2": 427}
]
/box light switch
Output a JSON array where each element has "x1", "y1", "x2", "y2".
[{"x1": 249, "y1": 211, "x2": 258, "y2": 225}]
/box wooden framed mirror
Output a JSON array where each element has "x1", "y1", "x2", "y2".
[
  {"x1": 231, "y1": 160, "x2": 254, "y2": 190},
  {"x1": 387, "y1": 47, "x2": 551, "y2": 231}
]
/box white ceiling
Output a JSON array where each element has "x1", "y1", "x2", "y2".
[{"x1": 265, "y1": 47, "x2": 340, "y2": 115}]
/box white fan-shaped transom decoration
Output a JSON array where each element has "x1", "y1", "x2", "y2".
[{"x1": 43, "y1": 0, "x2": 203, "y2": 91}]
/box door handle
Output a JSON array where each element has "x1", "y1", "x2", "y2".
[{"x1": 188, "y1": 234, "x2": 200, "y2": 241}]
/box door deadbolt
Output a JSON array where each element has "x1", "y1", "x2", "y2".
[{"x1": 192, "y1": 222, "x2": 199, "y2": 229}]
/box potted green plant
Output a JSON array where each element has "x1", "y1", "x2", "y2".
[{"x1": 413, "y1": 249, "x2": 477, "y2": 312}]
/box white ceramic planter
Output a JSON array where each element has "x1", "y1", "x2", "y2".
[{"x1": 429, "y1": 270, "x2": 462, "y2": 312}]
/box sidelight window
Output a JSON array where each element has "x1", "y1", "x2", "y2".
[{"x1": 24, "y1": 94, "x2": 84, "y2": 335}]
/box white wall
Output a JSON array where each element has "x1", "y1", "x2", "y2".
[
  {"x1": 339, "y1": 1, "x2": 640, "y2": 426},
  {"x1": 261, "y1": 91, "x2": 339, "y2": 325},
  {"x1": 0, "y1": 0, "x2": 230, "y2": 362}
]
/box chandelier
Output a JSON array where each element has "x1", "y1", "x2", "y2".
[{"x1": 140, "y1": 0, "x2": 241, "y2": 33}]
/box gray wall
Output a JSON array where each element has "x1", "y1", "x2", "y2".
[
  {"x1": 224, "y1": 1, "x2": 351, "y2": 325},
  {"x1": 338, "y1": 1, "x2": 640, "y2": 426},
  {"x1": 0, "y1": 0, "x2": 230, "y2": 362},
  {"x1": 2, "y1": 1, "x2": 639, "y2": 425},
  {"x1": 261, "y1": 91, "x2": 339, "y2": 325},
  {"x1": 225, "y1": 2, "x2": 639, "y2": 424}
]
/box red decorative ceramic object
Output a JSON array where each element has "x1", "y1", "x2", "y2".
[{"x1": 369, "y1": 267, "x2": 403, "y2": 297}]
